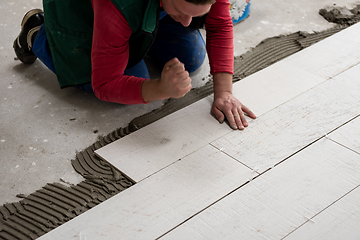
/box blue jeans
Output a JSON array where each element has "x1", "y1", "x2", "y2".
[{"x1": 32, "y1": 13, "x2": 206, "y2": 92}]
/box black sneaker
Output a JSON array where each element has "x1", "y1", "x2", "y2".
[{"x1": 13, "y1": 9, "x2": 44, "y2": 64}]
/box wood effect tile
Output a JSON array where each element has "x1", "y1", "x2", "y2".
[
  {"x1": 310, "y1": 63, "x2": 360, "y2": 104},
  {"x1": 95, "y1": 113, "x2": 209, "y2": 182},
  {"x1": 161, "y1": 139, "x2": 360, "y2": 240},
  {"x1": 231, "y1": 60, "x2": 326, "y2": 117},
  {"x1": 285, "y1": 185, "x2": 360, "y2": 240},
  {"x1": 329, "y1": 116, "x2": 360, "y2": 154},
  {"x1": 283, "y1": 23, "x2": 360, "y2": 80},
  {"x1": 38, "y1": 145, "x2": 255, "y2": 240},
  {"x1": 159, "y1": 96, "x2": 233, "y2": 143}
]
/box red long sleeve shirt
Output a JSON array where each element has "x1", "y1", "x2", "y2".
[{"x1": 91, "y1": 0, "x2": 234, "y2": 104}]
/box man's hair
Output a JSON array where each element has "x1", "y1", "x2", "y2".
[{"x1": 185, "y1": 0, "x2": 216, "y2": 5}]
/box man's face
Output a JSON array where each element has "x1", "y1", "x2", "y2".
[{"x1": 162, "y1": 0, "x2": 212, "y2": 27}]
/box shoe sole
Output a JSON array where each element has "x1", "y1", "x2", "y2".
[
  {"x1": 21, "y1": 9, "x2": 43, "y2": 28},
  {"x1": 16, "y1": 9, "x2": 43, "y2": 51},
  {"x1": 13, "y1": 38, "x2": 38, "y2": 64},
  {"x1": 14, "y1": 9, "x2": 43, "y2": 64}
]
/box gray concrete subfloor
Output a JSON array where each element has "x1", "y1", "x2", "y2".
[{"x1": 0, "y1": 0, "x2": 356, "y2": 204}]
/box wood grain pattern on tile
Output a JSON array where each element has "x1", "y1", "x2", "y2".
[{"x1": 285, "y1": 185, "x2": 360, "y2": 240}]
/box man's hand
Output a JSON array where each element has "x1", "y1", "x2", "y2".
[
  {"x1": 142, "y1": 58, "x2": 191, "y2": 102},
  {"x1": 212, "y1": 91, "x2": 256, "y2": 130},
  {"x1": 159, "y1": 58, "x2": 192, "y2": 99},
  {"x1": 212, "y1": 72, "x2": 256, "y2": 130}
]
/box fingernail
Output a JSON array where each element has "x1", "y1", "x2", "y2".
[{"x1": 231, "y1": 125, "x2": 238, "y2": 130}]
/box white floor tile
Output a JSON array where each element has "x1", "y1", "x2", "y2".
[
  {"x1": 95, "y1": 114, "x2": 209, "y2": 182},
  {"x1": 310, "y1": 63, "x2": 360, "y2": 104},
  {"x1": 39, "y1": 145, "x2": 255, "y2": 240},
  {"x1": 157, "y1": 97, "x2": 233, "y2": 144},
  {"x1": 329, "y1": 116, "x2": 360, "y2": 154},
  {"x1": 161, "y1": 139, "x2": 360, "y2": 240},
  {"x1": 283, "y1": 23, "x2": 360, "y2": 79},
  {"x1": 231, "y1": 60, "x2": 325, "y2": 117},
  {"x1": 284, "y1": 185, "x2": 360, "y2": 240}
]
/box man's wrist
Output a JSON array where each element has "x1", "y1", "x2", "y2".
[
  {"x1": 142, "y1": 79, "x2": 167, "y2": 103},
  {"x1": 213, "y1": 72, "x2": 233, "y2": 97}
]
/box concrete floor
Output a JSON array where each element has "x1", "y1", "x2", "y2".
[{"x1": 0, "y1": 0, "x2": 356, "y2": 204}]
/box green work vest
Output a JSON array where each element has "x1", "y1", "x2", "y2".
[{"x1": 43, "y1": 0, "x2": 160, "y2": 88}]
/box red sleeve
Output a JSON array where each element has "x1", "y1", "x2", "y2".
[
  {"x1": 91, "y1": 0, "x2": 148, "y2": 105},
  {"x1": 205, "y1": 0, "x2": 234, "y2": 75}
]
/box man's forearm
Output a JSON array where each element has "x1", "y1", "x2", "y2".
[{"x1": 213, "y1": 72, "x2": 233, "y2": 97}]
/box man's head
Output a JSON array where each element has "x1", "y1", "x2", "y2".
[{"x1": 162, "y1": 0, "x2": 215, "y2": 27}]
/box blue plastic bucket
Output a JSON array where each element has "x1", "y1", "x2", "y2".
[{"x1": 230, "y1": 0, "x2": 251, "y2": 25}]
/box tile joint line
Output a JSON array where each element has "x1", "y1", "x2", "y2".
[
  {"x1": 327, "y1": 138, "x2": 360, "y2": 155},
  {"x1": 281, "y1": 183, "x2": 360, "y2": 240},
  {"x1": 209, "y1": 143, "x2": 256, "y2": 173}
]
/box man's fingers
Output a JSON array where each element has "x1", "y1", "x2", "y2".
[
  {"x1": 179, "y1": 77, "x2": 191, "y2": 88},
  {"x1": 211, "y1": 106, "x2": 225, "y2": 124},
  {"x1": 172, "y1": 62, "x2": 186, "y2": 74},
  {"x1": 177, "y1": 70, "x2": 189, "y2": 81},
  {"x1": 237, "y1": 107, "x2": 248, "y2": 127},
  {"x1": 230, "y1": 112, "x2": 243, "y2": 130},
  {"x1": 242, "y1": 104, "x2": 257, "y2": 119},
  {"x1": 182, "y1": 83, "x2": 192, "y2": 95},
  {"x1": 164, "y1": 58, "x2": 180, "y2": 70},
  {"x1": 224, "y1": 110, "x2": 238, "y2": 130}
]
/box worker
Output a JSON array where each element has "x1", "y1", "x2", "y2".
[{"x1": 13, "y1": 0, "x2": 256, "y2": 130}]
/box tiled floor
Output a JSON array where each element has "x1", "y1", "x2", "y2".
[{"x1": 38, "y1": 22, "x2": 360, "y2": 240}]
